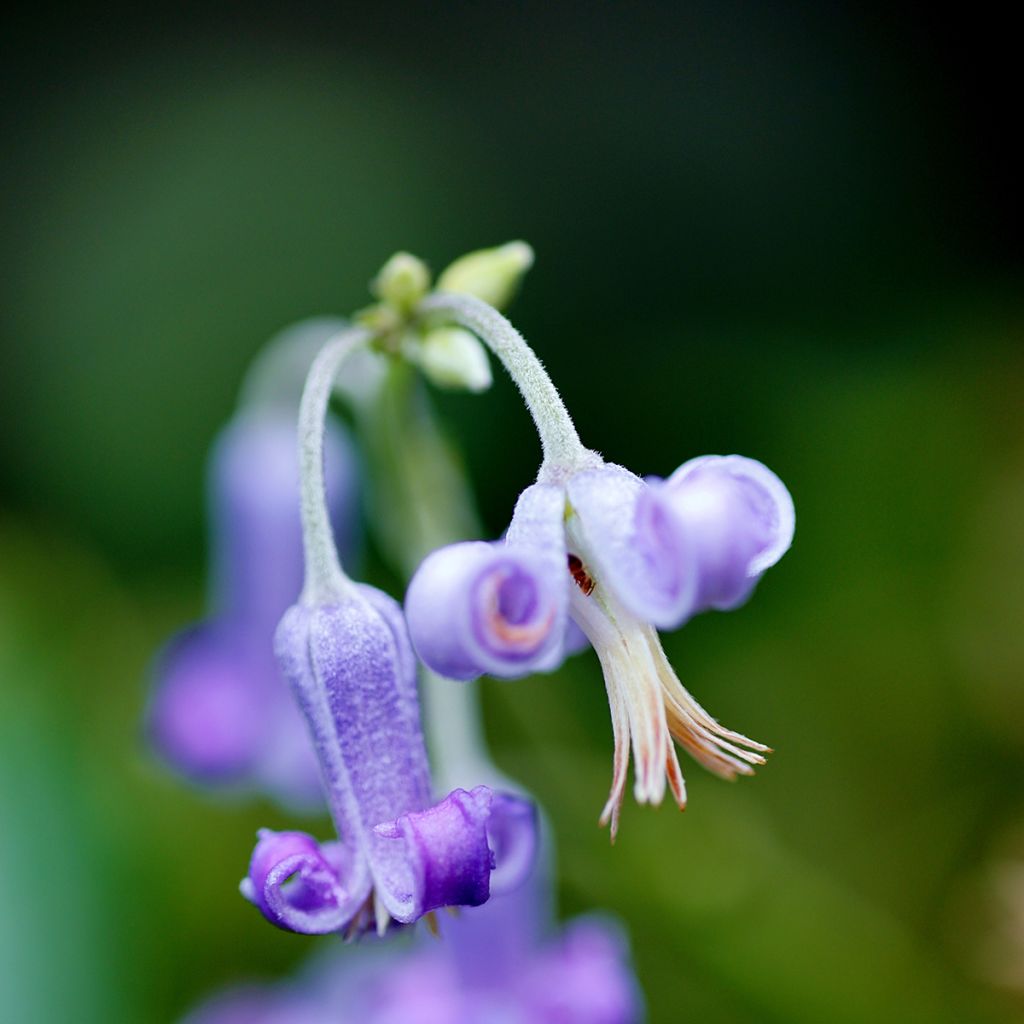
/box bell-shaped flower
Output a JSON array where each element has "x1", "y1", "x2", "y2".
[
  {"x1": 147, "y1": 408, "x2": 358, "y2": 807},
  {"x1": 241, "y1": 583, "x2": 536, "y2": 936},
  {"x1": 406, "y1": 453, "x2": 792, "y2": 837}
]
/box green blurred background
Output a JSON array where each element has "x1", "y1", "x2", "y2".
[{"x1": 1, "y1": 4, "x2": 1022, "y2": 1022}]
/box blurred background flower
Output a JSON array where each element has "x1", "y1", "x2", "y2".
[{"x1": 0, "y1": 3, "x2": 1021, "y2": 1022}]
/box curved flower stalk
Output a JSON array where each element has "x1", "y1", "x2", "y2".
[
  {"x1": 147, "y1": 400, "x2": 359, "y2": 808},
  {"x1": 406, "y1": 291, "x2": 794, "y2": 837},
  {"x1": 242, "y1": 323, "x2": 536, "y2": 937}
]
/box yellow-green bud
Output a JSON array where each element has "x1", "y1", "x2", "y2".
[
  {"x1": 371, "y1": 252, "x2": 430, "y2": 314},
  {"x1": 436, "y1": 241, "x2": 534, "y2": 310},
  {"x1": 418, "y1": 326, "x2": 493, "y2": 393}
]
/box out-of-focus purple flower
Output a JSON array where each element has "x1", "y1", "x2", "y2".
[
  {"x1": 147, "y1": 408, "x2": 358, "y2": 808},
  {"x1": 185, "y1": 869, "x2": 642, "y2": 1024},
  {"x1": 242, "y1": 584, "x2": 536, "y2": 936},
  {"x1": 406, "y1": 454, "x2": 793, "y2": 836}
]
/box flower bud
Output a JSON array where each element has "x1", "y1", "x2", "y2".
[
  {"x1": 371, "y1": 251, "x2": 430, "y2": 314},
  {"x1": 418, "y1": 326, "x2": 493, "y2": 392},
  {"x1": 436, "y1": 241, "x2": 534, "y2": 310}
]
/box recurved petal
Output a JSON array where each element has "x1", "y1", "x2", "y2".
[
  {"x1": 405, "y1": 541, "x2": 566, "y2": 681},
  {"x1": 566, "y1": 465, "x2": 698, "y2": 629},
  {"x1": 241, "y1": 829, "x2": 364, "y2": 934},
  {"x1": 505, "y1": 482, "x2": 567, "y2": 566},
  {"x1": 486, "y1": 792, "x2": 539, "y2": 895},
  {"x1": 374, "y1": 786, "x2": 495, "y2": 921},
  {"x1": 658, "y1": 454, "x2": 794, "y2": 612}
]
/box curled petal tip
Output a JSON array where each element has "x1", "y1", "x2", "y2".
[
  {"x1": 406, "y1": 541, "x2": 565, "y2": 680},
  {"x1": 486, "y1": 792, "x2": 539, "y2": 895},
  {"x1": 374, "y1": 787, "x2": 496, "y2": 922},
  {"x1": 244, "y1": 830, "x2": 356, "y2": 935}
]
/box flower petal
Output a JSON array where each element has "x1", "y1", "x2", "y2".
[
  {"x1": 241, "y1": 828, "x2": 363, "y2": 934},
  {"x1": 486, "y1": 792, "x2": 539, "y2": 894},
  {"x1": 566, "y1": 465, "x2": 697, "y2": 629},
  {"x1": 656, "y1": 454, "x2": 794, "y2": 612},
  {"x1": 405, "y1": 541, "x2": 565, "y2": 680},
  {"x1": 374, "y1": 786, "x2": 495, "y2": 920}
]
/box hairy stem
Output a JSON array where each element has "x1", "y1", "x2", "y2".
[
  {"x1": 298, "y1": 325, "x2": 371, "y2": 604},
  {"x1": 419, "y1": 292, "x2": 599, "y2": 481}
]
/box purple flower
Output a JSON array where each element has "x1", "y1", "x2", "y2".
[
  {"x1": 147, "y1": 409, "x2": 357, "y2": 807},
  {"x1": 241, "y1": 584, "x2": 536, "y2": 936},
  {"x1": 185, "y1": 869, "x2": 641, "y2": 1024},
  {"x1": 406, "y1": 454, "x2": 793, "y2": 836}
]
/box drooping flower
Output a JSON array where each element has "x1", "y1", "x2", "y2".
[
  {"x1": 238, "y1": 322, "x2": 537, "y2": 937},
  {"x1": 406, "y1": 452, "x2": 793, "y2": 836},
  {"x1": 243, "y1": 581, "x2": 536, "y2": 936},
  {"x1": 147, "y1": 407, "x2": 358, "y2": 807}
]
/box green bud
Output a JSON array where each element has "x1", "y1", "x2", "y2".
[
  {"x1": 371, "y1": 252, "x2": 430, "y2": 314},
  {"x1": 417, "y1": 326, "x2": 493, "y2": 393},
  {"x1": 436, "y1": 241, "x2": 534, "y2": 310}
]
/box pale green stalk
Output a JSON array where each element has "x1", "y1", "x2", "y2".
[
  {"x1": 419, "y1": 292, "x2": 601, "y2": 483},
  {"x1": 297, "y1": 325, "x2": 371, "y2": 605}
]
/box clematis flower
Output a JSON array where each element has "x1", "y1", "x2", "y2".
[
  {"x1": 406, "y1": 452, "x2": 793, "y2": 836},
  {"x1": 147, "y1": 408, "x2": 358, "y2": 807},
  {"x1": 243, "y1": 582, "x2": 536, "y2": 936}
]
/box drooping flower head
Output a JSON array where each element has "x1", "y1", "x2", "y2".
[
  {"x1": 404, "y1": 291, "x2": 794, "y2": 837},
  {"x1": 241, "y1": 321, "x2": 536, "y2": 937}
]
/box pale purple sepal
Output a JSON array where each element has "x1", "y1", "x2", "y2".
[
  {"x1": 405, "y1": 540, "x2": 565, "y2": 681},
  {"x1": 566, "y1": 464, "x2": 698, "y2": 629},
  {"x1": 651, "y1": 454, "x2": 795, "y2": 613}
]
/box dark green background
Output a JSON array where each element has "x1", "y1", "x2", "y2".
[{"x1": 1, "y1": 4, "x2": 1022, "y2": 1022}]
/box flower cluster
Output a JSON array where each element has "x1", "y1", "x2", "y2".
[{"x1": 152, "y1": 242, "x2": 795, "y2": 1023}]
